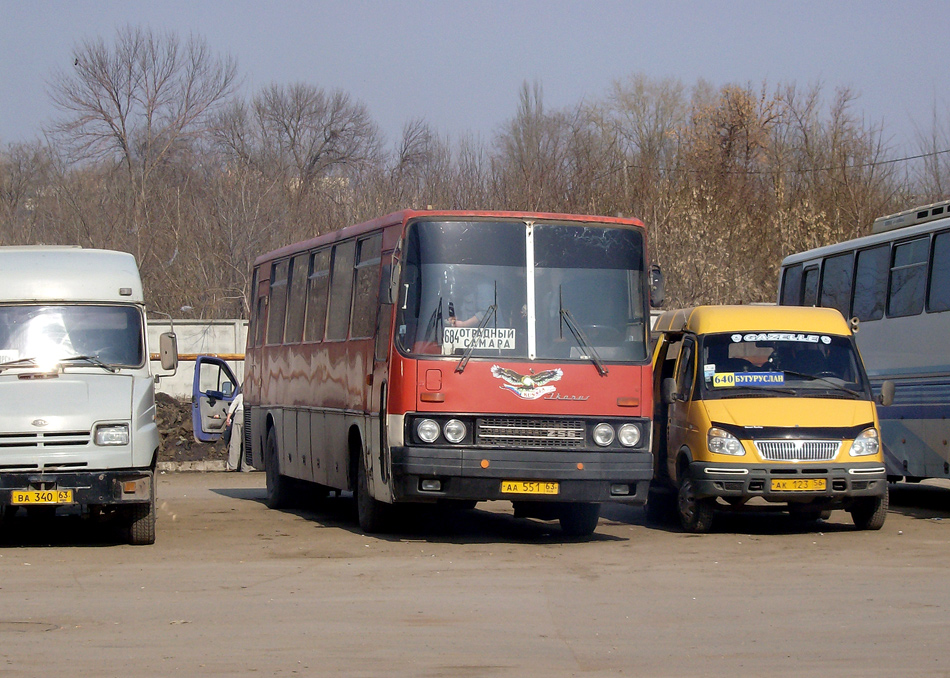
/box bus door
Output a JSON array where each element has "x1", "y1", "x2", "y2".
[{"x1": 192, "y1": 355, "x2": 240, "y2": 442}]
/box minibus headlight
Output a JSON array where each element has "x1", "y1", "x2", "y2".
[
  {"x1": 95, "y1": 423, "x2": 129, "y2": 446},
  {"x1": 707, "y1": 427, "x2": 744, "y2": 456},
  {"x1": 618, "y1": 424, "x2": 641, "y2": 447},
  {"x1": 850, "y1": 428, "x2": 880, "y2": 457},
  {"x1": 416, "y1": 419, "x2": 440, "y2": 444},
  {"x1": 593, "y1": 423, "x2": 615, "y2": 447},
  {"x1": 443, "y1": 419, "x2": 467, "y2": 444}
]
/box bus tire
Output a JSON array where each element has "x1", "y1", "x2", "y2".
[
  {"x1": 678, "y1": 475, "x2": 714, "y2": 533},
  {"x1": 559, "y1": 502, "x2": 600, "y2": 537},
  {"x1": 265, "y1": 427, "x2": 292, "y2": 510},
  {"x1": 356, "y1": 451, "x2": 391, "y2": 534},
  {"x1": 850, "y1": 487, "x2": 888, "y2": 530},
  {"x1": 645, "y1": 484, "x2": 677, "y2": 524}
]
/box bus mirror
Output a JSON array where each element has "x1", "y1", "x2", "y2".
[
  {"x1": 849, "y1": 317, "x2": 860, "y2": 333},
  {"x1": 649, "y1": 265, "x2": 665, "y2": 308},
  {"x1": 160, "y1": 332, "x2": 179, "y2": 372},
  {"x1": 879, "y1": 380, "x2": 894, "y2": 407}
]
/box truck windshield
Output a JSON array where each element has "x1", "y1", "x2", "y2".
[
  {"x1": 394, "y1": 219, "x2": 648, "y2": 363},
  {"x1": 699, "y1": 332, "x2": 870, "y2": 399},
  {"x1": 0, "y1": 305, "x2": 145, "y2": 370}
]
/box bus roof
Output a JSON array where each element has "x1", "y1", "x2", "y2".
[
  {"x1": 652, "y1": 305, "x2": 852, "y2": 336},
  {"x1": 254, "y1": 209, "x2": 648, "y2": 267},
  {"x1": 782, "y1": 202, "x2": 950, "y2": 268},
  {"x1": 0, "y1": 246, "x2": 144, "y2": 304}
]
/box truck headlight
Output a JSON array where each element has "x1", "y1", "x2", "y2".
[
  {"x1": 95, "y1": 423, "x2": 129, "y2": 446},
  {"x1": 708, "y1": 427, "x2": 744, "y2": 456},
  {"x1": 850, "y1": 428, "x2": 880, "y2": 456}
]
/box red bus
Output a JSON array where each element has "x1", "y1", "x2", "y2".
[{"x1": 197, "y1": 210, "x2": 662, "y2": 535}]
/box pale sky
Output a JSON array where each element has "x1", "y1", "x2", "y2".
[{"x1": 3, "y1": 0, "x2": 949, "y2": 157}]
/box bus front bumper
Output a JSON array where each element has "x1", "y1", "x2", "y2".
[
  {"x1": 687, "y1": 461, "x2": 887, "y2": 504},
  {"x1": 390, "y1": 445, "x2": 652, "y2": 504}
]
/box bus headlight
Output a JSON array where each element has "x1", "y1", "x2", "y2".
[
  {"x1": 593, "y1": 423, "x2": 615, "y2": 447},
  {"x1": 95, "y1": 423, "x2": 129, "y2": 446},
  {"x1": 443, "y1": 419, "x2": 467, "y2": 443},
  {"x1": 708, "y1": 427, "x2": 744, "y2": 456},
  {"x1": 850, "y1": 428, "x2": 880, "y2": 456},
  {"x1": 618, "y1": 424, "x2": 641, "y2": 447},
  {"x1": 416, "y1": 419, "x2": 440, "y2": 443}
]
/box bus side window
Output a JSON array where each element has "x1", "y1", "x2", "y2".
[
  {"x1": 780, "y1": 264, "x2": 803, "y2": 305},
  {"x1": 819, "y1": 251, "x2": 853, "y2": 318},
  {"x1": 852, "y1": 244, "x2": 889, "y2": 322},
  {"x1": 284, "y1": 254, "x2": 309, "y2": 344},
  {"x1": 305, "y1": 249, "x2": 331, "y2": 342},
  {"x1": 928, "y1": 230, "x2": 950, "y2": 312},
  {"x1": 326, "y1": 241, "x2": 356, "y2": 341},
  {"x1": 351, "y1": 235, "x2": 382, "y2": 339},
  {"x1": 266, "y1": 260, "x2": 290, "y2": 345}
]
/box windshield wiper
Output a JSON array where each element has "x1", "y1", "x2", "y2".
[
  {"x1": 717, "y1": 385, "x2": 797, "y2": 398},
  {"x1": 455, "y1": 303, "x2": 498, "y2": 374},
  {"x1": 60, "y1": 355, "x2": 118, "y2": 373},
  {"x1": 0, "y1": 356, "x2": 39, "y2": 373},
  {"x1": 781, "y1": 370, "x2": 862, "y2": 398},
  {"x1": 559, "y1": 287, "x2": 607, "y2": 377}
]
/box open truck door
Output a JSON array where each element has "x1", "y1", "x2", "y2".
[{"x1": 192, "y1": 356, "x2": 239, "y2": 442}]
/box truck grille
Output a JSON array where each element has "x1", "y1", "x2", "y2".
[
  {"x1": 0, "y1": 431, "x2": 91, "y2": 448},
  {"x1": 755, "y1": 440, "x2": 840, "y2": 462},
  {"x1": 476, "y1": 417, "x2": 585, "y2": 450}
]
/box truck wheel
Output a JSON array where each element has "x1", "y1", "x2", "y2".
[
  {"x1": 850, "y1": 487, "x2": 888, "y2": 530},
  {"x1": 264, "y1": 427, "x2": 292, "y2": 509},
  {"x1": 128, "y1": 480, "x2": 156, "y2": 545},
  {"x1": 678, "y1": 475, "x2": 714, "y2": 533},
  {"x1": 559, "y1": 502, "x2": 600, "y2": 537},
  {"x1": 356, "y1": 450, "x2": 391, "y2": 534}
]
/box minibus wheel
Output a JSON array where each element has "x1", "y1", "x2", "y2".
[
  {"x1": 849, "y1": 487, "x2": 888, "y2": 530},
  {"x1": 678, "y1": 476, "x2": 714, "y2": 533}
]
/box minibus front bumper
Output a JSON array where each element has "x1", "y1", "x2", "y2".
[
  {"x1": 686, "y1": 461, "x2": 887, "y2": 503},
  {"x1": 390, "y1": 445, "x2": 652, "y2": 504}
]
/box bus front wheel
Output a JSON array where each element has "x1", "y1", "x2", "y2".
[
  {"x1": 356, "y1": 451, "x2": 392, "y2": 534},
  {"x1": 559, "y1": 502, "x2": 600, "y2": 537}
]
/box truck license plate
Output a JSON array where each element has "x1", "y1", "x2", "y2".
[
  {"x1": 11, "y1": 490, "x2": 74, "y2": 505},
  {"x1": 500, "y1": 480, "x2": 559, "y2": 495}
]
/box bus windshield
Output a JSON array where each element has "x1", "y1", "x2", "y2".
[
  {"x1": 395, "y1": 219, "x2": 648, "y2": 362},
  {"x1": 699, "y1": 332, "x2": 869, "y2": 399},
  {"x1": 0, "y1": 305, "x2": 145, "y2": 370}
]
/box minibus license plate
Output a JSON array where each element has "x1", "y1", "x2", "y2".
[
  {"x1": 11, "y1": 490, "x2": 74, "y2": 505},
  {"x1": 771, "y1": 479, "x2": 826, "y2": 492},
  {"x1": 501, "y1": 481, "x2": 559, "y2": 495}
]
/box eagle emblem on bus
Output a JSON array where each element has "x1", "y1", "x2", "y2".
[{"x1": 491, "y1": 365, "x2": 563, "y2": 400}]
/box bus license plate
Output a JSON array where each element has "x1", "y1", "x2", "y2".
[
  {"x1": 771, "y1": 478, "x2": 826, "y2": 492},
  {"x1": 11, "y1": 490, "x2": 74, "y2": 505},
  {"x1": 500, "y1": 480, "x2": 559, "y2": 495}
]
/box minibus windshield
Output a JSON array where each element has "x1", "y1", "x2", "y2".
[
  {"x1": 699, "y1": 331, "x2": 869, "y2": 399},
  {"x1": 0, "y1": 305, "x2": 145, "y2": 370}
]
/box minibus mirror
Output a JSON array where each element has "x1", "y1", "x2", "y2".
[
  {"x1": 661, "y1": 377, "x2": 678, "y2": 404},
  {"x1": 879, "y1": 380, "x2": 895, "y2": 407},
  {"x1": 160, "y1": 332, "x2": 179, "y2": 372},
  {"x1": 649, "y1": 265, "x2": 665, "y2": 308}
]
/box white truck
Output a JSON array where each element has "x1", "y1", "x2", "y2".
[{"x1": 0, "y1": 247, "x2": 177, "y2": 544}]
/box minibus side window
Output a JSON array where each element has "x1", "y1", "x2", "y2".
[{"x1": 674, "y1": 337, "x2": 697, "y2": 401}]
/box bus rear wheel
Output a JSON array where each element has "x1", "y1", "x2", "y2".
[{"x1": 265, "y1": 427, "x2": 292, "y2": 509}]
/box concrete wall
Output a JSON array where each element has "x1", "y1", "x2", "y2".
[{"x1": 148, "y1": 319, "x2": 247, "y2": 399}]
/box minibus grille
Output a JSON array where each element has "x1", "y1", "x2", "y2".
[
  {"x1": 0, "y1": 431, "x2": 91, "y2": 448},
  {"x1": 755, "y1": 440, "x2": 840, "y2": 462},
  {"x1": 476, "y1": 417, "x2": 585, "y2": 449}
]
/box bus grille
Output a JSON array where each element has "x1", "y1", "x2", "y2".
[
  {"x1": 476, "y1": 417, "x2": 585, "y2": 449},
  {"x1": 754, "y1": 440, "x2": 840, "y2": 462},
  {"x1": 0, "y1": 431, "x2": 91, "y2": 448}
]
